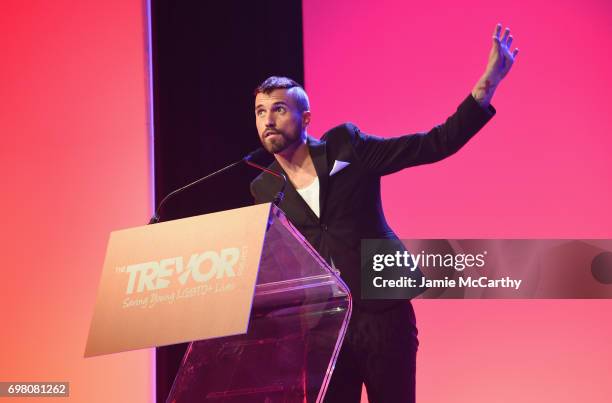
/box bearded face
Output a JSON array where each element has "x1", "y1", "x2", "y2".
[{"x1": 255, "y1": 89, "x2": 309, "y2": 155}]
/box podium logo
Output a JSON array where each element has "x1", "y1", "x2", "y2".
[{"x1": 119, "y1": 247, "x2": 242, "y2": 294}]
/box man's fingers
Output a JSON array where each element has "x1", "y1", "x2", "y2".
[
  {"x1": 506, "y1": 35, "x2": 513, "y2": 48},
  {"x1": 512, "y1": 48, "x2": 519, "y2": 58},
  {"x1": 493, "y1": 23, "x2": 502, "y2": 40},
  {"x1": 492, "y1": 24, "x2": 501, "y2": 49},
  {"x1": 501, "y1": 27, "x2": 510, "y2": 44}
]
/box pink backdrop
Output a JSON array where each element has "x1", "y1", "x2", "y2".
[
  {"x1": 0, "y1": 1, "x2": 152, "y2": 401},
  {"x1": 303, "y1": 0, "x2": 612, "y2": 402}
]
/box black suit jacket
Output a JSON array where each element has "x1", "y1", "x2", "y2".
[{"x1": 250, "y1": 94, "x2": 495, "y2": 310}]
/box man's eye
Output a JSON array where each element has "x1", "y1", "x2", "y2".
[
  {"x1": 256, "y1": 109, "x2": 265, "y2": 117},
  {"x1": 275, "y1": 106, "x2": 286, "y2": 113}
]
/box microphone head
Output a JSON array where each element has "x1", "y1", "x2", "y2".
[{"x1": 244, "y1": 147, "x2": 270, "y2": 162}]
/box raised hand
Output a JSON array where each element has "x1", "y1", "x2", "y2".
[
  {"x1": 485, "y1": 24, "x2": 519, "y2": 83},
  {"x1": 471, "y1": 23, "x2": 519, "y2": 107}
]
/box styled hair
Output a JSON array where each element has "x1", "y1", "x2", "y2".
[{"x1": 254, "y1": 76, "x2": 310, "y2": 112}]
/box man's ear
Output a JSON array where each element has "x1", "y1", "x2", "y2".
[{"x1": 302, "y1": 110, "x2": 311, "y2": 128}]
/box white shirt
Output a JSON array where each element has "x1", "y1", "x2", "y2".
[
  {"x1": 295, "y1": 176, "x2": 320, "y2": 218},
  {"x1": 296, "y1": 177, "x2": 340, "y2": 272}
]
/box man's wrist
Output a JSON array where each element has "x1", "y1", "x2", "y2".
[{"x1": 471, "y1": 74, "x2": 499, "y2": 108}]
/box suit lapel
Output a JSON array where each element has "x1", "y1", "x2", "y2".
[
  {"x1": 262, "y1": 159, "x2": 319, "y2": 224},
  {"x1": 258, "y1": 137, "x2": 329, "y2": 224},
  {"x1": 307, "y1": 136, "x2": 329, "y2": 220}
]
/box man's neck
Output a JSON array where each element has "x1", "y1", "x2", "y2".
[
  {"x1": 275, "y1": 138, "x2": 313, "y2": 174},
  {"x1": 274, "y1": 138, "x2": 318, "y2": 190}
]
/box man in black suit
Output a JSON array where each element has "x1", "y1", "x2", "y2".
[{"x1": 250, "y1": 24, "x2": 518, "y2": 403}]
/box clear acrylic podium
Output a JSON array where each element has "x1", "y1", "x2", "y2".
[{"x1": 166, "y1": 205, "x2": 352, "y2": 403}]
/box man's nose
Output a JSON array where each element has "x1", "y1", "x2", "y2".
[{"x1": 265, "y1": 114, "x2": 275, "y2": 127}]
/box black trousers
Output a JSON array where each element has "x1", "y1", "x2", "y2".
[{"x1": 323, "y1": 301, "x2": 418, "y2": 403}]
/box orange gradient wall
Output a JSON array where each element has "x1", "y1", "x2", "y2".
[{"x1": 0, "y1": 1, "x2": 152, "y2": 401}]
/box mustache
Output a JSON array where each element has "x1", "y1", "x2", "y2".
[{"x1": 264, "y1": 129, "x2": 283, "y2": 137}]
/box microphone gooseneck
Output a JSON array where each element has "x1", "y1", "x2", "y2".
[
  {"x1": 148, "y1": 147, "x2": 286, "y2": 224},
  {"x1": 244, "y1": 150, "x2": 287, "y2": 206}
]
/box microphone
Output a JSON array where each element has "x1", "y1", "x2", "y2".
[
  {"x1": 148, "y1": 147, "x2": 287, "y2": 224},
  {"x1": 244, "y1": 147, "x2": 269, "y2": 162}
]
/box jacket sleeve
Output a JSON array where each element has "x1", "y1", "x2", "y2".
[{"x1": 344, "y1": 94, "x2": 495, "y2": 176}]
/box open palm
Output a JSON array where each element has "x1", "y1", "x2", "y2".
[{"x1": 485, "y1": 24, "x2": 519, "y2": 83}]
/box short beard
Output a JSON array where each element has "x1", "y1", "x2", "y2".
[
  {"x1": 262, "y1": 130, "x2": 303, "y2": 155},
  {"x1": 262, "y1": 135, "x2": 288, "y2": 154}
]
